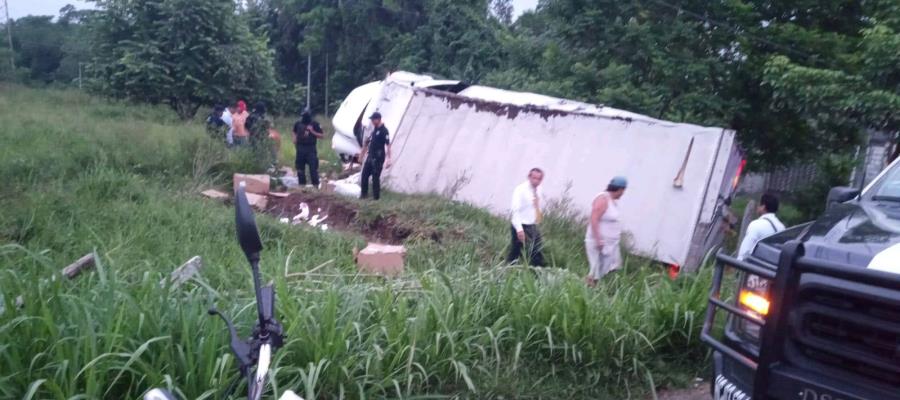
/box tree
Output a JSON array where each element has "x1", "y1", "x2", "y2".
[
  {"x1": 491, "y1": 0, "x2": 513, "y2": 25},
  {"x1": 8, "y1": 16, "x2": 68, "y2": 83},
  {"x1": 88, "y1": 0, "x2": 279, "y2": 119},
  {"x1": 761, "y1": 6, "x2": 899, "y2": 155},
  {"x1": 385, "y1": 0, "x2": 503, "y2": 82}
]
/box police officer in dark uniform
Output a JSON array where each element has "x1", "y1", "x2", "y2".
[
  {"x1": 292, "y1": 109, "x2": 324, "y2": 187},
  {"x1": 360, "y1": 112, "x2": 392, "y2": 200}
]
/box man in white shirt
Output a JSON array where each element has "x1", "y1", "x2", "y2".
[
  {"x1": 738, "y1": 193, "x2": 786, "y2": 260},
  {"x1": 506, "y1": 168, "x2": 547, "y2": 266},
  {"x1": 222, "y1": 104, "x2": 234, "y2": 146}
]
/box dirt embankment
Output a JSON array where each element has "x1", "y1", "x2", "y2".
[{"x1": 265, "y1": 191, "x2": 446, "y2": 244}]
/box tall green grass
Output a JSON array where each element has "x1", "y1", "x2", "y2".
[{"x1": 0, "y1": 84, "x2": 712, "y2": 399}]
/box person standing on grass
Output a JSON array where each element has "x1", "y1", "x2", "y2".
[
  {"x1": 246, "y1": 102, "x2": 276, "y2": 169},
  {"x1": 293, "y1": 109, "x2": 324, "y2": 188},
  {"x1": 205, "y1": 104, "x2": 227, "y2": 141},
  {"x1": 359, "y1": 112, "x2": 392, "y2": 200},
  {"x1": 737, "y1": 193, "x2": 785, "y2": 261},
  {"x1": 232, "y1": 100, "x2": 250, "y2": 146},
  {"x1": 222, "y1": 104, "x2": 235, "y2": 146},
  {"x1": 506, "y1": 168, "x2": 547, "y2": 267},
  {"x1": 585, "y1": 176, "x2": 628, "y2": 287}
]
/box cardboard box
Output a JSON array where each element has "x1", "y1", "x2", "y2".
[
  {"x1": 233, "y1": 174, "x2": 270, "y2": 195},
  {"x1": 246, "y1": 192, "x2": 268, "y2": 211},
  {"x1": 356, "y1": 243, "x2": 406, "y2": 276}
]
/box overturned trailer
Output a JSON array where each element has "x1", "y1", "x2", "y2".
[{"x1": 332, "y1": 72, "x2": 744, "y2": 270}]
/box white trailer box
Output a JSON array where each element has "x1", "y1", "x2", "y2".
[{"x1": 333, "y1": 72, "x2": 743, "y2": 270}]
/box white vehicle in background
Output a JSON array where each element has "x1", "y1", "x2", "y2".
[{"x1": 333, "y1": 71, "x2": 745, "y2": 271}]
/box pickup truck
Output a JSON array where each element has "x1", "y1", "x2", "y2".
[{"x1": 701, "y1": 157, "x2": 900, "y2": 400}]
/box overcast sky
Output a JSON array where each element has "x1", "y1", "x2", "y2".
[{"x1": 10, "y1": 0, "x2": 540, "y2": 20}]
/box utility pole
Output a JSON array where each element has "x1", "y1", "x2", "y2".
[
  {"x1": 306, "y1": 53, "x2": 311, "y2": 110},
  {"x1": 78, "y1": 62, "x2": 84, "y2": 89},
  {"x1": 3, "y1": 0, "x2": 14, "y2": 70}
]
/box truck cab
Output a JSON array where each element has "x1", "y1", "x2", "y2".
[{"x1": 702, "y1": 158, "x2": 900, "y2": 400}]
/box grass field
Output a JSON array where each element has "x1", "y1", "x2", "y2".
[{"x1": 0, "y1": 85, "x2": 714, "y2": 399}]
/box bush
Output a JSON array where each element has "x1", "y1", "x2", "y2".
[{"x1": 792, "y1": 153, "x2": 857, "y2": 220}]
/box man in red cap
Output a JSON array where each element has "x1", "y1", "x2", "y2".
[{"x1": 232, "y1": 100, "x2": 250, "y2": 146}]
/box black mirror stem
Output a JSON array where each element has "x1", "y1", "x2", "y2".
[{"x1": 248, "y1": 258, "x2": 268, "y2": 335}]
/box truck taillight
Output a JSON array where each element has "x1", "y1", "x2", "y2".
[
  {"x1": 731, "y1": 159, "x2": 746, "y2": 190},
  {"x1": 734, "y1": 273, "x2": 770, "y2": 344}
]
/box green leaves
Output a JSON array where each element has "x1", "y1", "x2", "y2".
[{"x1": 89, "y1": 0, "x2": 279, "y2": 119}]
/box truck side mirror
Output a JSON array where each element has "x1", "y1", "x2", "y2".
[{"x1": 826, "y1": 186, "x2": 860, "y2": 210}]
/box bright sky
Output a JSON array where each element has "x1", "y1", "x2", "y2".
[
  {"x1": 9, "y1": 0, "x2": 539, "y2": 20},
  {"x1": 512, "y1": 0, "x2": 539, "y2": 17},
  {"x1": 7, "y1": 0, "x2": 91, "y2": 19}
]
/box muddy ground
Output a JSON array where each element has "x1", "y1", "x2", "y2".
[
  {"x1": 655, "y1": 384, "x2": 708, "y2": 400},
  {"x1": 265, "y1": 190, "x2": 458, "y2": 244}
]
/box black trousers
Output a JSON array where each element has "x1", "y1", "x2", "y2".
[
  {"x1": 295, "y1": 147, "x2": 320, "y2": 186},
  {"x1": 506, "y1": 224, "x2": 546, "y2": 266},
  {"x1": 360, "y1": 155, "x2": 385, "y2": 199}
]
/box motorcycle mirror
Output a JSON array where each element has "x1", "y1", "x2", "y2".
[{"x1": 235, "y1": 182, "x2": 263, "y2": 260}]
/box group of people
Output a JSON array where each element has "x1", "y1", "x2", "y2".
[
  {"x1": 505, "y1": 168, "x2": 629, "y2": 286},
  {"x1": 505, "y1": 167, "x2": 785, "y2": 287},
  {"x1": 206, "y1": 100, "x2": 273, "y2": 148},
  {"x1": 206, "y1": 104, "x2": 392, "y2": 200},
  {"x1": 205, "y1": 100, "x2": 327, "y2": 188}
]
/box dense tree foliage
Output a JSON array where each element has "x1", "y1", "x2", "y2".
[
  {"x1": 2, "y1": 0, "x2": 897, "y2": 165},
  {"x1": 87, "y1": 0, "x2": 279, "y2": 119}
]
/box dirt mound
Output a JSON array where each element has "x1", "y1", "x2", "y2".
[{"x1": 265, "y1": 191, "x2": 422, "y2": 244}]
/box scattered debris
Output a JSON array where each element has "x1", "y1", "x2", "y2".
[
  {"x1": 62, "y1": 252, "x2": 96, "y2": 279},
  {"x1": 266, "y1": 191, "x2": 443, "y2": 244},
  {"x1": 332, "y1": 172, "x2": 362, "y2": 198},
  {"x1": 15, "y1": 295, "x2": 24, "y2": 309},
  {"x1": 280, "y1": 166, "x2": 295, "y2": 177},
  {"x1": 281, "y1": 176, "x2": 300, "y2": 190},
  {"x1": 233, "y1": 173, "x2": 270, "y2": 195},
  {"x1": 269, "y1": 191, "x2": 290, "y2": 198},
  {"x1": 162, "y1": 256, "x2": 203, "y2": 289},
  {"x1": 246, "y1": 192, "x2": 268, "y2": 210},
  {"x1": 333, "y1": 182, "x2": 361, "y2": 198},
  {"x1": 279, "y1": 217, "x2": 290, "y2": 224},
  {"x1": 356, "y1": 243, "x2": 406, "y2": 276},
  {"x1": 309, "y1": 214, "x2": 328, "y2": 227},
  {"x1": 320, "y1": 224, "x2": 328, "y2": 231},
  {"x1": 292, "y1": 202, "x2": 311, "y2": 224},
  {"x1": 201, "y1": 189, "x2": 230, "y2": 201},
  {"x1": 320, "y1": 179, "x2": 336, "y2": 193}
]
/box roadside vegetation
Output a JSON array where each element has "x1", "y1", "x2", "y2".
[{"x1": 1, "y1": 85, "x2": 713, "y2": 398}]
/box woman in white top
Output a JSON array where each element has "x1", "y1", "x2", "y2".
[{"x1": 585, "y1": 176, "x2": 628, "y2": 287}]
